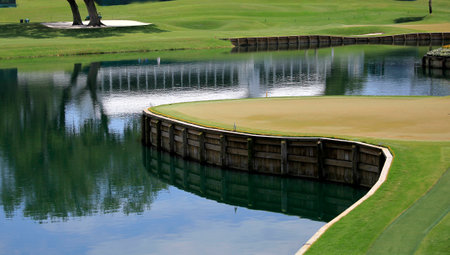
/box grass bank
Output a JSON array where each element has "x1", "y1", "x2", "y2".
[
  {"x1": 150, "y1": 97, "x2": 450, "y2": 254},
  {"x1": 0, "y1": 0, "x2": 449, "y2": 59}
]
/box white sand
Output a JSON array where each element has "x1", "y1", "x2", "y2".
[{"x1": 42, "y1": 20, "x2": 151, "y2": 29}]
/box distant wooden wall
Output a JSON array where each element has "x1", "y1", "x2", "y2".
[
  {"x1": 142, "y1": 110, "x2": 387, "y2": 188},
  {"x1": 422, "y1": 55, "x2": 450, "y2": 70},
  {"x1": 227, "y1": 33, "x2": 450, "y2": 48}
]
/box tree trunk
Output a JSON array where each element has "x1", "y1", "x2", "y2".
[
  {"x1": 429, "y1": 0, "x2": 432, "y2": 14},
  {"x1": 84, "y1": 0, "x2": 104, "y2": 27},
  {"x1": 67, "y1": 0, "x2": 83, "y2": 26}
]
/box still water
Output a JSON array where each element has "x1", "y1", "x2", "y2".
[{"x1": 0, "y1": 45, "x2": 448, "y2": 255}]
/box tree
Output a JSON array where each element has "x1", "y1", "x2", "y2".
[
  {"x1": 67, "y1": 0, "x2": 83, "y2": 25},
  {"x1": 67, "y1": 0, "x2": 104, "y2": 27},
  {"x1": 84, "y1": 0, "x2": 104, "y2": 27},
  {"x1": 429, "y1": 0, "x2": 432, "y2": 14}
]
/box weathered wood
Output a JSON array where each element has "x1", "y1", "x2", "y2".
[
  {"x1": 143, "y1": 111, "x2": 386, "y2": 188},
  {"x1": 288, "y1": 155, "x2": 317, "y2": 164},
  {"x1": 220, "y1": 135, "x2": 227, "y2": 167},
  {"x1": 247, "y1": 138, "x2": 254, "y2": 171},
  {"x1": 182, "y1": 128, "x2": 188, "y2": 158},
  {"x1": 199, "y1": 132, "x2": 205, "y2": 163},
  {"x1": 205, "y1": 143, "x2": 221, "y2": 152},
  {"x1": 317, "y1": 140, "x2": 324, "y2": 180},
  {"x1": 352, "y1": 145, "x2": 360, "y2": 185},
  {"x1": 254, "y1": 151, "x2": 281, "y2": 160},
  {"x1": 324, "y1": 158, "x2": 352, "y2": 168},
  {"x1": 168, "y1": 124, "x2": 174, "y2": 153},
  {"x1": 359, "y1": 163, "x2": 379, "y2": 173},
  {"x1": 281, "y1": 140, "x2": 288, "y2": 175}
]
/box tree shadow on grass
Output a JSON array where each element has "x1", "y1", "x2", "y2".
[
  {"x1": 394, "y1": 16, "x2": 425, "y2": 23},
  {"x1": 0, "y1": 23, "x2": 167, "y2": 39}
]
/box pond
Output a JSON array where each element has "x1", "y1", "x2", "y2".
[{"x1": 0, "y1": 45, "x2": 448, "y2": 254}]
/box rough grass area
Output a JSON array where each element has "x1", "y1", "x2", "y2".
[
  {"x1": 150, "y1": 96, "x2": 450, "y2": 254},
  {"x1": 0, "y1": 0, "x2": 449, "y2": 59}
]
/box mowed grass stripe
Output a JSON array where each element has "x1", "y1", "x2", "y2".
[{"x1": 367, "y1": 168, "x2": 450, "y2": 255}]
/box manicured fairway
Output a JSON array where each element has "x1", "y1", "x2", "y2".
[
  {"x1": 151, "y1": 96, "x2": 450, "y2": 254},
  {"x1": 1, "y1": 0, "x2": 450, "y2": 59}
]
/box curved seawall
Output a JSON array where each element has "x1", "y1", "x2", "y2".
[{"x1": 142, "y1": 109, "x2": 388, "y2": 188}]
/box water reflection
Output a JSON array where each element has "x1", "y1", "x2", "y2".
[
  {"x1": 143, "y1": 147, "x2": 367, "y2": 222},
  {"x1": 0, "y1": 46, "x2": 449, "y2": 254},
  {"x1": 0, "y1": 67, "x2": 167, "y2": 221}
]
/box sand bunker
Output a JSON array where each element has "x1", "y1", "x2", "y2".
[
  {"x1": 42, "y1": 20, "x2": 151, "y2": 29},
  {"x1": 153, "y1": 97, "x2": 450, "y2": 141}
]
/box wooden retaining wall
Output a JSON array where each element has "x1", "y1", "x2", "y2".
[
  {"x1": 142, "y1": 110, "x2": 387, "y2": 188},
  {"x1": 143, "y1": 146, "x2": 366, "y2": 221},
  {"x1": 422, "y1": 55, "x2": 450, "y2": 70},
  {"x1": 227, "y1": 33, "x2": 450, "y2": 48}
]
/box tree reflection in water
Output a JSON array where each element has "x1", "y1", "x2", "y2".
[{"x1": 0, "y1": 66, "x2": 167, "y2": 222}]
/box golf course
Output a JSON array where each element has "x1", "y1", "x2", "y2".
[
  {"x1": 150, "y1": 96, "x2": 450, "y2": 254},
  {"x1": 0, "y1": 0, "x2": 450, "y2": 59},
  {"x1": 1, "y1": 0, "x2": 449, "y2": 254}
]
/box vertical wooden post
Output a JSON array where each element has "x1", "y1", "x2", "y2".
[
  {"x1": 155, "y1": 120, "x2": 161, "y2": 150},
  {"x1": 182, "y1": 128, "x2": 188, "y2": 159},
  {"x1": 168, "y1": 124, "x2": 174, "y2": 154},
  {"x1": 317, "y1": 140, "x2": 325, "y2": 180},
  {"x1": 199, "y1": 132, "x2": 205, "y2": 163},
  {"x1": 378, "y1": 151, "x2": 384, "y2": 174},
  {"x1": 281, "y1": 140, "x2": 288, "y2": 175},
  {"x1": 247, "y1": 138, "x2": 254, "y2": 172},
  {"x1": 352, "y1": 144, "x2": 360, "y2": 185},
  {"x1": 220, "y1": 135, "x2": 227, "y2": 168}
]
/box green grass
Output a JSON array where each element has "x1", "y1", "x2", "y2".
[
  {"x1": 0, "y1": 0, "x2": 449, "y2": 59},
  {"x1": 150, "y1": 97, "x2": 450, "y2": 254}
]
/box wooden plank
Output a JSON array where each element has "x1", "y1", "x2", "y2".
[
  {"x1": 289, "y1": 141, "x2": 317, "y2": 147},
  {"x1": 220, "y1": 135, "x2": 227, "y2": 167},
  {"x1": 187, "y1": 139, "x2": 200, "y2": 147},
  {"x1": 168, "y1": 124, "x2": 174, "y2": 153},
  {"x1": 227, "y1": 136, "x2": 248, "y2": 143},
  {"x1": 360, "y1": 163, "x2": 379, "y2": 173},
  {"x1": 174, "y1": 135, "x2": 183, "y2": 143},
  {"x1": 205, "y1": 142, "x2": 221, "y2": 152},
  {"x1": 248, "y1": 138, "x2": 254, "y2": 171},
  {"x1": 182, "y1": 128, "x2": 188, "y2": 158},
  {"x1": 325, "y1": 158, "x2": 352, "y2": 168},
  {"x1": 254, "y1": 151, "x2": 281, "y2": 160},
  {"x1": 317, "y1": 140, "x2": 324, "y2": 180},
  {"x1": 254, "y1": 139, "x2": 282, "y2": 146},
  {"x1": 360, "y1": 146, "x2": 382, "y2": 156},
  {"x1": 352, "y1": 145, "x2": 360, "y2": 185},
  {"x1": 281, "y1": 140, "x2": 288, "y2": 175},
  {"x1": 288, "y1": 155, "x2": 317, "y2": 163},
  {"x1": 227, "y1": 147, "x2": 248, "y2": 156},
  {"x1": 325, "y1": 142, "x2": 352, "y2": 150},
  {"x1": 161, "y1": 130, "x2": 169, "y2": 138},
  {"x1": 199, "y1": 132, "x2": 205, "y2": 163}
]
